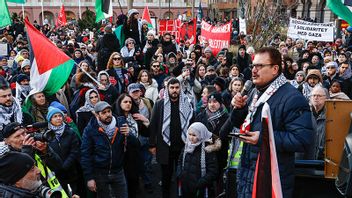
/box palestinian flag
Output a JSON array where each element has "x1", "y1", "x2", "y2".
[
  {"x1": 142, "y1": 5, "x2": 153, "y2": 28},
  {"x1": 95, "y1": 0, "x2": 113, "y2": 23},
  {"x1": 0, "y1": 0, "x2": 12, "y2": 28},
  {"x1": 24, "y1": 18, "x2": 73, "y2": 96},
  {"x1": 327, "y1": 0, "x2": 352, "y2": 25},
  {"x1": 252, "y1": 103, "x2": 283, "y2": 198}
]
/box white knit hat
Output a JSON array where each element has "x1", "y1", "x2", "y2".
[{"x1": 127, "y1": 9, "x2": 139, "y2": 18}]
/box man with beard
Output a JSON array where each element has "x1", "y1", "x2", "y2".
[
  {"x1": 81, "y1": 101, "x2": 130, "y2": 198},
  {"x1": 0, "y1": 146, "x2": 42, "y2": 198},
  {"x1": 161, "y1": 33, "x2": 177, "y2": 58},
  {"x1": 0, "y1": 78, "x2": 22, "y2": 140},
  {"x1": 149, "y1": 78, "x2": 193, "y2": 198}
]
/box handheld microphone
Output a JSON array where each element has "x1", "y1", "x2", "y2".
[{"x1": 241, "y1": 80, "x2": 253, "y2": 96}]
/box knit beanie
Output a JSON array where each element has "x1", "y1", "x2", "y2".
[
  {"x1": 213, "y1": 77, "x2": 226, "y2": 91},
  {"x1": 16, "y1": 74, "x2": 30, "y2": 84},
  {"x1": 127, "y1": 9, "x2": 139, "y2": 18},
  {"x1": 21, "y1": 59, "x2": 31, "y2": 69},
  {"x1": 50, "y1": 101, "x2": 67, "y2": 114},
  {"x1": 0, "y1": 145, "x2": 35, "y2": 185},
  {"x1": 208, "y1": 92, "x2": 223, "y2": 104},
  {"x1": 46, "y1": 106, "x2": 64, "y2": 122}
]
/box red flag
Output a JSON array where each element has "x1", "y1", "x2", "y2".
[
  {"x1": 56, "y1": 4, "x2": 67, "y2": 27},
  {"x1": 142, "y1": 5, "x2": 152, "y2": 24},
  {"x1": 252, "y1": 103, "x2": 283, "y2": 198}
]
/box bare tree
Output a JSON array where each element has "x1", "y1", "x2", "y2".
[{"x1": 246, "y1": 0, "x2": 289, "y2": 49}]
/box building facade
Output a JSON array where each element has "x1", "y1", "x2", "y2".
[{"x1": 8, "y1": 0, "x2": 208, "y2": 25}]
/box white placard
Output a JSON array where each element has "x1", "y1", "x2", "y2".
[
  {"x1": 0, "y1": 44, "x2": 8, "y2": 56},
  {"x1": 239, "y1": 18, "x2": 247, "y2": 35},
  {"x1": 287, "y1": 17, "x2": 334, "y2": 42}
]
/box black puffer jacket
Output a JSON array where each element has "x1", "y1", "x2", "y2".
[
  {"x1": 176, "y1": 143, "x2": 218, "y2": 197},
  {"x1": 96, "y1": 33, "x2": 121, "y2": 72},
  {"x1": 49, "y1": 126, "x2": 80, "y2": 183}
]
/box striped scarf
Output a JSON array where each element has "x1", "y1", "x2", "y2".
[{"x1": 162, "y1": 90, "x2": 193, "y2": 146}]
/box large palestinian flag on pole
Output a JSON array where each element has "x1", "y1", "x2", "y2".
[
  {"x1": 95, "y1": 0, "x2": 113, "y2": 23},
  {"x1": 25, "y1": 18, "x2": 74, "y2": 96}
]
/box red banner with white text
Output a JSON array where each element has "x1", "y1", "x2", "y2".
[
  {"x1": 159, "y1": 19, "x2": 196, "y2": 44},
  {"x1": 200, "y1": 20, "x2": 232, "y2": 55}
]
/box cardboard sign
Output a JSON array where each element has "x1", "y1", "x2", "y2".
[{"x1": 287, "y1": 18, "x2": 334, "y2": 42}]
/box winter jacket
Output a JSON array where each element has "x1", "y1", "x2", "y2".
[
  {"x1": 226, "y1": 83, "x2": 313, "y2": 198},
  {"x1": 176, "y1": 143, "x2": 218, "y2": 197},
  {"x1": 76, "y1": 111, "x2": 94, "y2": 135},
  {"x1": 80, "y1": 116, "x2": 135, "y2": 180},
  {"x1": 106, "y1": 68, "x2": 129, "y2": 94},
  {"x1": 96, "y1": 33, "x2": 121, "y2": 72},
  {"x1": 49, "y1": 126, "x2": 80, "y2": 183},
  {"x1": 142, "y1": 79, "x2": 159, "y2": 103},
  {"x1": 195, "y1": 109, "x2": 229, "y2": 173},
  {"x1": 0, "y1": 184, "x2": 38, "y2": 198}
]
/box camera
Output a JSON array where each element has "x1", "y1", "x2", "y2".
[
  {"x1": 37, "y1": 185, "x2": 62, "y2": 198},
  {"x1": 29, "y1": 130, "x2": 55, "y2": 142}
]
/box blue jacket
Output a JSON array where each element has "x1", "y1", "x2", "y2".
[
  {"x1": 80, "y1": 116, "x2": 132, "y2": 181},
  {"x1": 229, "y1": 83, "x2": 313, "y2": 198}
]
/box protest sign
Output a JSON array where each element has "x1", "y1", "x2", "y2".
[
  {"x1": 159, "y1": 19, "x2": 196, "y2": 44},
  {"x1": 0, "y1": 43, "x2": 7, "y2": 56},
  {"x1": 287, "y1": 18, "x2": 334, "y2": 42},
  {"x1": 199, "y1": 20, "x2": 232, "y2": 55},
  {"x1": 158, "y1": 19, "x2": 181, "y2": 41}
]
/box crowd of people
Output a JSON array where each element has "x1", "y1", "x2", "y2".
[{"x1": 0, "y1": 8, "x2": 352, "y2": 198}]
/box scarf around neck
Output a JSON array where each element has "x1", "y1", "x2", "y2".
[
  {"x1": 49, "y1": 123, "x2": 66, "y2": 140},
  {"x1": 206, "y1": 106, "x2": 227, "y2": 131},
  {"x1": 98, "y1": 116, "x2": 117, "y2": 140},
  {"x1": 162, "y1": 89, "x2": 193, "y2": 146},
  {"x1": 0, "y1": 97, "x2": 23, "y2": 131},
  {"x1": 240, "y1": 73, "x2": 287, "y2": 134}
]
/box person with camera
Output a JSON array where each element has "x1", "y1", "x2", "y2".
[
  {"x1": 80, "y1": 101, "x2": 131, "y2": 198},
  {"x1": 47, "y1": 106, "x2": 81, "y2": 196},
  {"x1": 2, "y1": 122, "x2": 69, "y2": 196}
]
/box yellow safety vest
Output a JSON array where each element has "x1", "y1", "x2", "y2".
[
  {"x1": 227, "y1": 139, "x2": 243, "y2": 169},
  {"x1": 34, "y1": 154, "x2": 69, "y2": 198}
]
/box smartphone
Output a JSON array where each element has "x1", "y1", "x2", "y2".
[{"x1": 116, "y1": 116, "x2": 127, "y2": 128}]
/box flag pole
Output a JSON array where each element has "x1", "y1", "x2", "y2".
[
  {"x1": 41, "y1": 0, "x2": 44, "y2": 25},
  {"x1": 74, "y1": 62, "x2": 103, "y2": 87},
  {"x1": 78, "y1": 0, "x2": 81, "y2": 19},
  {"x1": 22, "y1": 4, "x2": 25, "y2": 19}
]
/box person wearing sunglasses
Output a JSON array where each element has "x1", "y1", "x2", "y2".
[{"x1": 106, "y1": 52, "x2": 129, "y2": 94}]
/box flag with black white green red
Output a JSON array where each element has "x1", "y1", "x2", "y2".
[
  {"x1": 0, "y1": 0, "x2": 12, "y2": 28},
  {"x1": 95, "y1": 0, "x2": 113, "y2": 23},
  {"x1": 327, "y1": 0, "x2": 352, "y2": 25},
  {"x1": 24, "y1": 18, "x2": 74, "y2": 96}
]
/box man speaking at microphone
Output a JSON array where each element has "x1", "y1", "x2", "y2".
[{"x1": 224, "y1": 47, "x2": 313, "y2": 198}]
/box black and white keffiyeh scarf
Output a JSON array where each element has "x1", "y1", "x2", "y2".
[
  {"x1": 162, "y1": 89, "x2": 193, "y2": 146},
  {"x1": 0, "y1": 97, "x2": 22, "y2": 131},
  {"x1": 240, "y1": 73, "x2": 287, "y2": 133},
  {"x1": 49, "y1": 123, "x2": 66, "y2": 140},
  {"x1": 98, "y1": 116, "x2": 117, "y2": 140},
  {"x1": 206, "y1": 106, "x2": 227, "y2": 131}
]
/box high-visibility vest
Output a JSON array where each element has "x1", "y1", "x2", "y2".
[
  {"x1": 227, "y1": 137, "x2": 243, "y2": 169},
  {"x1": 34, "y1": 154, "x2": 69, "y2": 198}
]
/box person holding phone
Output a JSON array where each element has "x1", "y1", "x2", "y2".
[
  {"x1": 80, "y1": 101, "x2": 131, "y2": 198},
  {"x1": 114, "y1": 93, "x2": 149, "y2": 198}
]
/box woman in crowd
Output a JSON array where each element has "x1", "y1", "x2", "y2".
[
  {"x1": 97, "y1": 71, "x2": 119, "y2": 105},
  {"x1": 114, "y1": 93, "x2": 149, "y2": 198},
  {"x1": 106, "y1": 52, "x2": 129, "y2": 94},
  {"x1": 120, "y1": 38, "x2": 137, "y2": 63},
  {"x1": 70, "y1": 60, "x2": 93, "y2": 92},
  {"x1": 193, "y1": 63, "x2": 207, "y2": 100},
  {"x1": 76, "y1": 89, "x2": 100, "y2": 134},
  {"x1": 23, "y1": 91, "x2": 49, "y2": 125},
  {"x1": 177, "y1": 122, "x2": 219, "y2": 198},
  {"x1": 222, "y1": 77, "x2": 244, "y2": 109},
  {"x1": 47, "y1": 107, "x2": 81, "y2": 196},
  {"x1": 137, "y1": 69, "x2": 159, "y2": 102}
]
